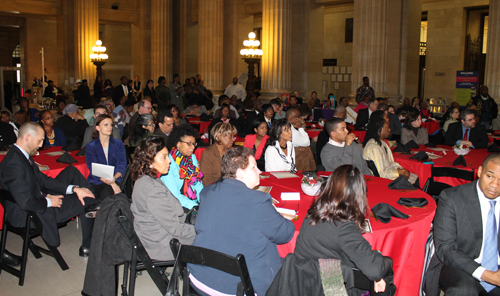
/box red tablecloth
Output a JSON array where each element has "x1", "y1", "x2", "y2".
[
  {"x1": 421, "y1": 120, "x2": 440, "y2": 134},
  {"x1": 260, "y1": 172, "x2": 435, "y2": 296},
  {"x1": 488, "y1": 134, "x2": 500, "y2": 143},
  {"x1": 392, "y1": 145, "x2": 487, "y2": 187},
  {"x1": 352, "y1": 130, "x2": 366, "y2": 143},
  {"x1": 186, "y1": 117, "x2": 211, "y2": 134},
  {"x1": 0, "y1": 146, "x2": 89, "y2": 229}
]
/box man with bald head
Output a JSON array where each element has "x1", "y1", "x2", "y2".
[
  {"x1": 286, "y1": 107, "x2": 316, "y2": 170},
  {"x1": 468, "y1": 86, "x2": 498, "y2": 130},
  {"x1": 224, "y1": 77, "x2": 247, "y2": 102},
  {"x1": 0, "y1": 122, "x2": 97, "y2": 257},
  {"x1": 128, "y1": 99, "x2": 153, "y2": 135}
]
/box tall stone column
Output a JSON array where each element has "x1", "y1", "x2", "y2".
[
  {"x1": 151, "y1": 0, "x2": 172, "y2": 83},
  {"x1": 485, "y1": 0, "x2": 500, "y2": 100},
  {"x1": 198, "y1": 0, "x2": 224, "y2": 93},
  {"x1": 261, "y1": 0, "x2": 292, "y2": 100},
  {"x1": 74, "y1": 0, "x2": 99, "y2": 82},
  {"x1": 178, "y1": 0, "x2": 188, "y2": 81},
  {"x1": 351, "y1": 0, "x2": 389, "y2": 100}
]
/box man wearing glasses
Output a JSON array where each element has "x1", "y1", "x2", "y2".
[
  {"x1": 81, "y1": 105, "x2": 122, "y2": 148},
  {"x1": 128, "y1": 99, "x2": 153, "y2": 135},
  {"x1": 445, "y1": 109, "x2": 488, "y2": 149}
]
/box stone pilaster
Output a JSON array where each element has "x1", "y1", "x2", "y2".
[
  {"x1": 74, "y1": 0, "x2": 99, "y2": 82},
  {"x1": 198, "y1": 0, "x2": 224, "y2": 93},
  {"x1": 261, "y1": 0, "x2": 292, "y2": 99},
  {"x1": 351, "y1": 0, "x2": 389, "y2": 99},
  {"x1": 178, "y1": 0, "x2": 188, "y2": 80},
  {"x1": 485, "y1": 0, "x2": 500, "y2": 100},
  {"x1": 151, "y1": 0, "x2": 172, "y2": 83}
]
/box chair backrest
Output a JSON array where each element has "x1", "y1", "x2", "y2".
[
  {"x1": 430, "y1": 166, "x2": 475, "y2": 181},
  {"x1": 170, "y1": 238, "x2": 255, "y2": 296},
  {"x1": 366, "y1": 160, "x2": 380, "y2": 177},
  {"x1": 119, "y1": 164, "x2": 134, "y2": 199},
  {"x1": 117, "y1": 212, "x2": 169, "y2": 294},
  {"x1": 0, "y1": 188, "x2": 15, "y2": 207}
]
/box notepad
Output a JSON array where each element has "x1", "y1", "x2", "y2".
[
  {"x1": 91, "y1": 163, "x2": 115, "y2": 180},
  {"x1": 253, "y1": 186, "x2": 272, "y2": 194},
  {"x1": 281, "y1": 192, "x2": 300, "y2": 201},
  {"x1": 271, "y1": 172, "x2": 300, "y2": 179},
  {"x1": 275, "y1": 208, "x2": 297, "y2": 220},
  {"x1": 44, "y1": 151, "x2": 65, "y2": 156}
]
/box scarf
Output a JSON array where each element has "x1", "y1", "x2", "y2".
[
  {"x1": 170, "y1": 148, "x2": 204, "y2": 200},
  {"x1": 274, "y1": 142, "x2": 297, "y2": 173}
]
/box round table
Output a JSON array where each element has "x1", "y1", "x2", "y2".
[
  {"x1": 0, "y1": 146, "x2": 89, "y2": 230},
  {"x1": 259, "y1": 171, "x2": 435, "y2": 296}
]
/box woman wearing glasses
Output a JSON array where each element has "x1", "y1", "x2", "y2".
[
  {"x1": 129, "y1": 114, "x2": 155, "y2": 147},
  {"x1": 161, "y1": 124, "x2": 204, "y2": 211},
  {"x1": 199, "y1": 122, "x2": 237, "y2": 186}
]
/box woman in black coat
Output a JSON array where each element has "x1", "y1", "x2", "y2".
[
  {"x1": 75, "y1": 79, "x2": 92, "y2": 109},
  {"x1": 143, "y1": 79, "x2": 157, "y2": 107}
]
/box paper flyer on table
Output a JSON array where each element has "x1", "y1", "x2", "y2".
[
  {"x1": 271, "y1": 172, "x2": 300, "y2": 179},
  {"x1": 91, "y1": 163, "x2": 115, "y2": 180},
  {"x1": 281, "y1": 192, "x2": 301, "y2": 201}
]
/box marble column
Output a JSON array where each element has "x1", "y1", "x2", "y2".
[
  {"x1": 178, "y1": 0, "x2": 187, "y2": 81},
  {"x1": 74, "y1": 0, "x2": 99, "y2": 82},
  {"x1": 351, "y1": 0, "x2": 389, "y2": 100},
  {"x1": 261, "y1": 0, "x2": 292, "y2": 100},
  {"x1": 151, "y1": 0, "x2": 172, "y2": 83},
  {"x1": 198, "y1": 0, "x2": 224, "y2": 93},
  {"x1": 485, "y1": 0, "x2": 500, "y2": 100}
]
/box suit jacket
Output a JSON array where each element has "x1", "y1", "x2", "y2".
[
  {"x1": 444, "y1": 122, "x2": 488, "y2": 148},
  {"x1": 85, "y1": 137, "x2": 127, "y2": 185},
  {"x1": 153, "y1": 127, "x2": 169, "y2": 144},
  {"x1": 387, "y1": 112, "x2": 401, "y2": 136},
  {"x1": 112, "y1": 84, "x2": 133, "y2": 107},
  {"x1": 199, "y1": 144, "x2": 222, "y2": 186},
  {"x1": 401, "y1": 127, "x2": 428, "y2": 145},
  {"x1": 354, "y1": 108, "x2": 369, "y2": 130},
  {"x1": 189, "y1": 178, "x2": 295, "y2": 295},
  {"x1": 0, "y1": 145, "x2": 68, "y2": 246},
  {"x1": 425, "y1": 181, "x2": 493, "y2": 296},
  {"x1": 131, "y1": 175, "x2": 195, "y2": 261},
  {"x1": 245, "y1": 110, "x2": 260, "y2": 134}
]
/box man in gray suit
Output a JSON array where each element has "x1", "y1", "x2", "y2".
[{"x1": 425, "y1": 153, "x2": 500, "y2": 296}]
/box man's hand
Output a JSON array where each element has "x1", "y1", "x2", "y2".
[
  {"x1": 482, "y1": 270, "x2": 500, "y2": 287},
  {"x1": 374, "y1": 279, "x2": 386, "y2": 293},
  {"x1": 345, "y1": 133, "x2": 356, "y2": 146},
  {"x1": 47, "y1": 194, "x2": 64, "y2": 208},
  {"x1": 73, "y1": 187, "x2": 95, "y2": 205},
  {"x1": 397, "y1": 168, "x2": 410, "y2": 179},
  {"x1": 459, "y1": 140, "x2": 473, "y2": 147}
]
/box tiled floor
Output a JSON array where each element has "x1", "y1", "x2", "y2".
[{"x1": 0, "y1": 220, "x2": 168, "y2": 296}]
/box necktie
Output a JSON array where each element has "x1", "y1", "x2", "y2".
[
  {"x1": 268, "y1": 121, "x2": 271, "y2": 128},
  {"x1": 123, "y1": 85, "x2": 128, "y2": 96},
  {"x1": 481, "y1": 200, "x2": 498, "y2": 292},
  {"x1": 463, "y1": 129, "x2": 469, "y2": 141}
]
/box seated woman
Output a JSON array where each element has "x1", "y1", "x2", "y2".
[
  {"x1": 130, "y1": 136, "x2": 196, "y2": 261},
  {"x1": 86, "y1": 114, "x2": 127, "y2": 201},
  {"x1": 207, "y1": 104, "x2": 240, "y2": 137},
  {"x1": 401, "y1": 111, "x2": 429, "y2": 145},
  {"x1": 129, "y1": 114, "x2": 155, "y2": 147},
  {"x1": 442, "y1": 106, "x2": 459, "y2": 132},
  {"x1": 264, "y1": 119, "x2": 296, "y2": 172},
  {"x1": 181, "y1": 97, "x2": 207, "y2": 117},
  {"x1": 168, "y1": 104, "x2": 189, "y2": 126},
  {"x1": 189, "y1": 147, "x2": 295, "y2": 296},
  {"x1": 363, "y1": 118, "x2": 418, "y2": 184},
  {"x1": 38, "y1": 110, "x2": 66, "y2": 148},
  {"x1": 213, "y1": 96, "x2": 238, "y2": 119},
  {"x1": 294, "y1": 165, "x2": 393, "y2": 296},
  {"x1": 15, "y1": 97, "x2": 31, "y2": 125},
  {"x1": 261, "y1": 103, "x2": 275, "y2": 128},
  {"x1": 243, "y1": 117, "x2": 269, "y2": 171},
  {"x1": 160, "y1": 125, "x2": 203, "y2": 211},
  {"x1": 199, "y1": 122, "x2": 237, "y2": 186}
]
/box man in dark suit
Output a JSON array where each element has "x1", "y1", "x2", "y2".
[
  {"x1": 378, "y1": 103, "x2": 401, "y2": 141},
  {"x1": 0, "y1": 122, "x2": 97, "y2": 257},
  {"x1": 112, "y1": 76, "x2": 132, "y2": 107},
  {"x1": 355, "y1": 97, "x2": 379, "y2": 130},
  {"x1": 425, "y1": 153, "x2": 500, "y2": 296},
  {"x1": 445, "y1": 109, "x2": 488, "y2": 149},
  {"x1": 245, "y1": 99, "x2": 262, "y2": 134},
  {"x1": 154, "y1": 110, "x2": 174, "y2": 144}
]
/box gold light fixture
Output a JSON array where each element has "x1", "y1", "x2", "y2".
[
  {"x1": 240, "y1": 32, "x2": 263, "y2": 58},
  {"x1": 89, "y1": 40, "x2": 108, "y2": 78}
]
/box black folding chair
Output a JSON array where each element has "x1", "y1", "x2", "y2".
[
  {"x1": 119, "y1": 164, "x2": 134, "y2": 199},
  {"x1": 0, "y1": 189, "x2": 69, "y2": 286},
  {"x1": 169, "y1": 238, "x2": 255, "y2": 296},
  {"x1": 366, "y1": 160, "x2": 380, "y2": 177},
  {"x1": 117, "y1": 212, "x2": 175, "y2": 296},
  {"x1": 423, "y1": 166, "x2": 475, "y2": 202}
]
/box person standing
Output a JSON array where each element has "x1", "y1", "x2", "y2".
[
  {"x1": 93, "y1": 76, "x2": 104, "y2": 103},
  {"x1": 224, "y1": 77, "x2": 247, "y2": 102},
  {"x1": 132, "y1": 76, "x2": 142, "y2": 100},
  {"x1": 155, "y1": 76, "x2": 171, "y2": 111},
  {"x1": 468, "y1": 85, "x2": 498, "y2": 130},
  {"x1": 112, "y1": 76, "x2": 132, "y2": 107},
  {"x1": 355, "y1": 76, "x2": 375, "y2": 104},
  {"x1": 169, "y1": 74, "x2": 185, "y2": 108}
]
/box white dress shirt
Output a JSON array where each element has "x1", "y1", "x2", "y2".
[
  {"x1": 224, "y1": 83, "x2": 247, "y2": 101},
  {"x1": 291, "y1": 125, "x2": 310, "y2": 147},
  {"x1": 472, "y1": 182, "x2": 500, "y2": 281},
  {"x1": 264, "y1": 141, "x2": 295, "y2": 172}
]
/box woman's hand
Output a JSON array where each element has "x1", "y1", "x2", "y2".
[
  {"x1": 110, "y1": 182, "x2": 121, "y2": 194},
  {"x1": 374, "y1": 279, "x2": 386, "y2": 293}
]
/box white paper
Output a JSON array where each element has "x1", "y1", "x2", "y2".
[
  {"x1": 276, "y1": 207, "x2": 296, "y2": 216},
  {"x1": 45, "y1": 151, "x2": 65, "y2": 156},
  {"x1": 271, "y1": 172, "x2": 300, "y2": 179},
  {"x1": 281, "y1": 192, "x2": 301, "y2": 201},
  {"x1": 427, "y1": 147, "x2": 451, "y2": 152},
  {"x1": 91, "y1": 163, "x2": 115, "y2": 180}
]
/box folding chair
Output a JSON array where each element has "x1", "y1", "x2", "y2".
[
  {"x1": 169, "y1": 238, "x2": 255, "y2": 296},
  {"x1": 423, "y1": 166, "x2": 475, "y2": 202},
  {"x1": 119, "y1": 164, "x2": 134, "y2": 199},
  {"x1": 117, "y1": 212, "x2": 175, "y2": 296},
  {"x1": 0, "y1": 189, "x2": 69, "y2": 286},
  {"x1": 366, "y1": 160, "x2": 380, "y2": 177}
]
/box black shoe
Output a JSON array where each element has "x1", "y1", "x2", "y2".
[
  {"x1": 2, "y1": 250, "x2": 22, "y2": 267},
  {"x1": 84, "y1": 202, "x2": 101, "y2": 219},
  {"x1": 79, "y1": 246, "x2": 90, "y2": 258}
]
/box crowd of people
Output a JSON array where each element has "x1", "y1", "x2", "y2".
[{"x1": 1, "y1": 73, "x2": 500, "y2": 296}]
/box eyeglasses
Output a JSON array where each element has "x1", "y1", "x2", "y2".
[
  {"x1": 180, "y1": 141, "x2": 197, "y2": 147},
  {"x1": 147, "y1": 123, "x2": 156, "y2": 127}
]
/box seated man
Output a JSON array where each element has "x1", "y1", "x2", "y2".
[
  {"x1": 81, "y1": 105, "x2": 121, "y2": 148},
  {"x1": 0, "y1": 122, "x2": 96, "y2": 256},
  {"x1": 154, "y1": 110, "x2": 174, "y2": 144},
  {"x1": 355, "y1": 97, "x2": 379, "y2": 130},
  {"x1": 445, "y1": 109, "x2": 488, "y2": 149},
  {"x1": 315, "y1": 106, "x2": 352, "y2": 165},
  {"x1": 425, "y1": 153, "x2": 500, "y2": 296},
  {"x1": 321, "y1": 117, "x2": 372, "y2": 175}
]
